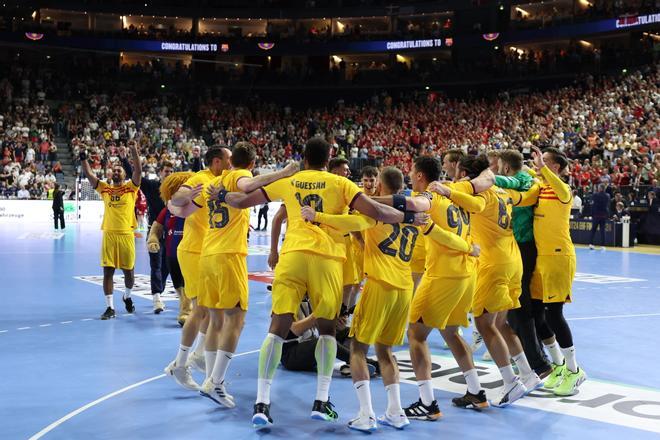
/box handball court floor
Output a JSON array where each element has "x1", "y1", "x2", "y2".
[{"x1": 1, "y1": 223, "x2": 660, "y2": 440}]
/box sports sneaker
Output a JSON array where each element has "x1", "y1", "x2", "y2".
[
  {"x1": 452, "y1": 390, "x2": 489, "y2": 409},
  {"x1": 200, "y1": 378, "x2": 236, "y2": 408},
  {"x1": 543, "y1": 362, "x2": 567, "y2": 389},
  {"x1": 378, "y1": 412, "x2": 410, "y2": 430},
  {"x1": 553, "y1": 368, "x2": 587, "y2": 396},
  {"x1": 589, "y1": 244, "x2": 595, "y2": 250},
  {"x1": 482, "y1": 350, "x2": 492, "y2": 361},
  {"x1": 310, "y1": 399, "x2": 338, "y2": 422},
  {"x1": 164, "y1": 360, "x2": 199, "y2": 391},
  {"x1": 470, "y1": 330, "x2": 484, "y2": 353},
  {"x1": 153, "y1": 298, "x2": 165, "y2": 314},
  {"x1": 492, "y1": 378, "x2": 527, "y2": 408},
  {"x1": 404, "y1": 399, "x2": 442, "y2": 421},
  {"x1": 348, "y1": 413, "x2": 377, "y2": 432},
  {"x1": 187, "y1": 352, "x2": 206, "y2": 373},
  {"x1": 252, "y1": 402, "x2": 273, "y2": 430},
  {"x1": 522, "y1": 372, "x2": 544, "y2": 394},
  {"x1": 123, "y1": 296, "x2": 135, "y2": 313},
  {"x1": 101, "y1": 307, "x2": 116, "y2": 320}
]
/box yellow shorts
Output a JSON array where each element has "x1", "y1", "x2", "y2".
[
  {"x1": 342, "y1": 235, "x2": 359, "y2": 286},
  {"x1": 472, "y1": 261, "x2": 523, "y2": 317},
  {"x1": 531, "y1": 255, "x2": 576, "y2": 303},
  {"x1": 101, "y1": 232, "x2": 135, "y2": 270},
  {"x1": 409, "y1": 274, "x2": 475, "y2": 329},
  {"x1": 199, "y1": 253, "x2": 249, "y2": 310},
  {"x1": 272, "y1": 251, "x2": 343, "y2": 320},
  {"x1": 350, "y1": 278, "x2": 412, "y2": 346},
  {"x1": 177, "y1": 249, "x2": 201, "y2": 300}
]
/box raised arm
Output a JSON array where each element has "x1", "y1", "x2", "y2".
[
  {"x1": 470, "y1": 168, "x2": 496, "y2": 193},
  {"x1": 539, "y1": 166, "x2": 571, "y2": 203},
  {"x1": 236, "y1": 162, "x2": 299, "y2": 193},
  {"x1": 79, "y1": 149, "x2": 99, "y2": 189},
  {"x1": 128, "y1": 141, "x2": 142, "y2": 187}
]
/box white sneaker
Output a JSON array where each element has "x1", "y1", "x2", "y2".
[
  {"x1": 200, "y1": 377, "x2": 236, "y2": 408},
  {"x1": 482, "y1": 350, "x2": 492, "y2": 361},
  {"x1": 589, "y1": 244, "x2": 595, "y2": 250},
  {"x1": 378, "y1": 412, "x2": 410, "y2": 430},
  {"x1": 153, "y1": 298, "x2": 165, "y2": 314},
  {"x1": 522, "y1": 372, "x2": 544, "y2": 394},
  {"x1": 492, "y1": 378, "x2": 527, "y2": 408},
  {"x1": 470, "y1": 330, "x2": 484, "y2": 353},
  {"x1": 164, "y1": 360, "x2": 199, "y2": 391},
  {"x1": 187, "y1": 352, "x2": 206, "y2": 373},
  {"x1": 348, "y1": 413, "x2": 377, "y2": 433},
  {"x1": 600, "y1": 246, "x2": 606, "y2": 251}
]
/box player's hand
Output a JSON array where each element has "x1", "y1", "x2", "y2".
[
  {"x1": 186, "y1": 183, "x2": 202, "y2": 201},
  {"x1": 268, "y1": 250, "x2": 279, "y2": 269},
  {"x1": 301, "y1": 206, "x2": 316, "y2": 222},
  {"x1": 413, "y1": 212, "x2": 430, "y2": 226},
  {"x1": 532, "y1": 146, "x2": 545, "y2": 170},
  {"x1": 282, "y1": 161, "x2": 300, "y2": 177},
  {"x1": 336, "y1": 315, "x2": 348, "y2": 331},
  {"x1": 128, "y1": 140, "x2": 139, "y2": 155},
  {"x1": 148, "y1": 242, "x2": 160, "y2": 253},
  {"x1": 428, "y1": 181, "x2": 451, "y2": 197},
  {"x1": 469, "y1": 244, "x2": 481, "y2": 257},
  {"x1": 79, "y1": 149, "x2": 88, "y2": 161},
  {"x1": 118, "y1": 146, "x2": 127, "y2": 158}
]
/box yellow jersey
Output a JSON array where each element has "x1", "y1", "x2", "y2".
[
  {"x1": 364, "y1": 221, "x2": 420, "y2": 290},
  {"x1": 514, "y1": 166, "x2": 575, "y2": 257},
  {"x1": 262, "y1": 170, "x2": 362, "y2": 260},
  {"x1": 197, "y1": 169, "x2": 253, "y2": 257},
  {"x1": 96, "y1": 180, "x2": 139, "y2": 232},
  {"x1": 424, "y1": 189, "x2": 475, "y2": 278},
  {"x1": 469, "y1": 187, "x2": 519, "y2": 266},
  {"x1": 177, "y1": 169, "x2": 215, "y2": 253}
]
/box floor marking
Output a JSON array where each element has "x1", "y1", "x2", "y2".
[
  {"x1": 28, "y1": 348, "x2": 260, "y2": 440},
  {"x1": 81, "y1": 318, "x2": 93, "y2": 321},
  {"x1": 60, "y1": 321, "x2": 73, "y2": 324},
  {"x1": 568, "y1": 312, "x2": 660, "y2": 321},
  {"x1": 17, "y1": 327, "x2": 31, "y2": 330},
  {"x1": 0, "y1": 330, "x2": 8, "y2": 333},
  {"x1": 255, "y1": 301, "x2": 266, "y2": 305},
  {"x1": 39, "y1": 324, "x2": 52, "y2": 327}
]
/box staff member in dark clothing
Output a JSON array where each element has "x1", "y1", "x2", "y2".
[
  {"x1": 590, "y1": 184, "x2": 610, "y2": 250},
  {"x1": 120, "y1": 149, "x2": 174, "y2": 309},
  {"x1": 52, "y1": 183, "x2": 65, "y2": 230},
  {"x1": 256, "y1": 203, "x2": 269, "y2": 231}
]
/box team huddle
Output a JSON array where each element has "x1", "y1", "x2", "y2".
[{"x1": 81, "y1": 137, "x2": 586, "y2": 432}]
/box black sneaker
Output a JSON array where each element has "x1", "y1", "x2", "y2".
[
  {"x1": 404, "y1": 399, "x2": 442, "y2": 421},
  {"x1": 310, "y1": 399, "x2": 339, "y2": 421},
  {"x1": 252, "y1": 402, "x2": 273, "y2": 430},
  {"x1": 452, "y1": 390, "x2": 489, "y2": 410},
  {"x1": 123, "y1": 297, "x2": 135, "y2": 313},
  {"x1": 101, "y1": 307, "x2": 116, "y2": 320}
]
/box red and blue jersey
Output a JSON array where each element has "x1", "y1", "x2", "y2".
[{"x1": 156, "y1": 208, "x2": 185, "y2": 258}]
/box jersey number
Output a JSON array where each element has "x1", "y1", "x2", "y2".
[
  {"x1": 377, "y1": 224, "x2": 419, "y2": 262},
  {"x1": 497, "y1": 198, "x2": 512, "y2": 230},
  {"x1": 110, "y1": 195, "x2": 120, "y2": 202},
  {"x1": 295, "y1": 193, "x2": 323, "y2": 212},
  {"x1": 446, "y1": 205, "x2": 470, "y2": 236},
  {"x1": 208, "y1": 200, "x2": 229, "y2": 229}
]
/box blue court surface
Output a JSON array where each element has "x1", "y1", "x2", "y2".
[{"x1": 1, "y1": 223, "x2": 659, "y2": 440}]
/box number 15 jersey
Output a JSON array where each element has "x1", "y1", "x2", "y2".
[{"x1": 262, "y1": 170, "x2": 362, "y2": 261}]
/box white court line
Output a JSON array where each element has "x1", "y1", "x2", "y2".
[
  {"x1": 17, "y1": 327, "x2": 31, "y2": 330},
  {"x1": 28, "y1": 348, "x2": 260, "y2": 440},
  {"x1": 60, "y1": 321, "x2": 73, "y2": 324},
  {"x1": 81, "y1": 318, "x2": 93, "y2": 322},
  {"x1": 568, "y1": 312, "x2": 660, "y2": 321},
  {"x1": 39, "y1": 324, "x2": 52, "y2": 327},
  {"x1": 0, "y1": 330, "x2": 7, "y2": 333}
]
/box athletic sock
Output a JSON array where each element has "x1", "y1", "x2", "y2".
[
  {"x1": 123, "y1": 288, "x2": 132, "y2": 300},
  {"x1": 193, "y1": 332, "x2": 206, "y2": 357},
  {"x1": 211, "y1": 350, "x2": 233, "y2": 385},
  {"x1": 512, "y1": 352, "x2": 533, "y2": 377},
  {"x1": 385, "y1": 383, "x2": 403, "y2": 416},
  {"x1": 105, "y1": 295, "x2": 114, "y2": 309},
  {"x1": 175, "y1": 344, "x2": 191, "y2": 367},
  {"x1": 464, "y1": 369, "x2": 481, "y2": 395},
  {"x1": 204, "y1": 350, "x2": 217, "y2": 379},
  {"x1": 499, "y1": 364, "x2": 516, "y2": 384},
  {"x1": 153, "y1": 293, "x2": 161, "y2": 302},
  {"x1": 561, "y1": 346, "x2": 578, "y2": 373},
  {"x1": 544, "y1": 341, "x2": 565, "y2": 365},
  {"x1": 417, "y1": 379, "x2": 434, "y2": 406},
  {"x1": 354, "y1": 380, "x2": 374, "y2": 416},
  {"x1": 256, "y1": 333, "x2": 284, "y2": 405},
  {"x1": 314, "y1": 335, "x2": 336, "y2": 402}
]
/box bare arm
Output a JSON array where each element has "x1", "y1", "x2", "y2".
[
  {"x1": 371, "y1": 194, "x2": 431, "y2": 212},
  {"x1": 128, "y1": 142, "x2": 142, "y2": 187},
  {"x1": 351, "y1": 193, "x2": 409, "y2": 223},
  {"x1": 167, "y1": 200, "x2": 200, "y2": 218},
  {"x1": 236, "y1": 162, "x2": 299, "y2": 193},
  {"x1": 470, "y1": 169, "x2": 495, "y2": 193},
  {"x1": 225, "y1": 189, "x2": 268, "y2": 209},
  {"x1": 80, "y1": 155, "x2": 99, "y2": 189},
  {"x1": 290, "y1": 314, "x2": 317, "y2": 337},
  {"x1": 269, "y1": 205, "x2": 287, "y2": 269}
]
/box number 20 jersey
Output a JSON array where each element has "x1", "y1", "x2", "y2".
[
  {"x1": 364, "y1": 221, "x2": 419, "y2": 290},
  {"x1": 425, "y1": 185, "x2": 476, "y2": 279},
  {"x1": 262, "y1": 170, "x2": 362, "y2": 261}
]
